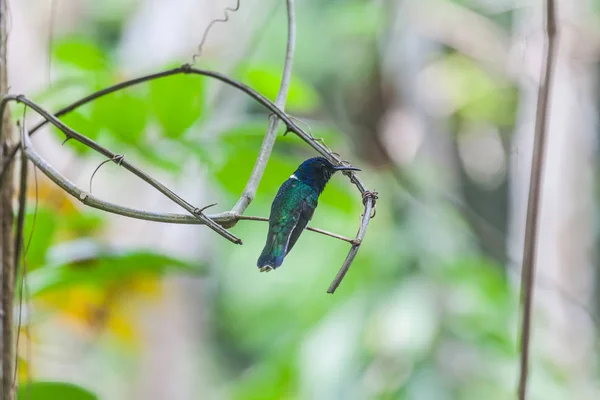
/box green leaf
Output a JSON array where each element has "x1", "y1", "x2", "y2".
[
  {"x1": 54, "y1": 39, "x2": 108, "y2": 72},
  {"x1": 239, "y1": 64, "x2": 320, "y2": 113},
  {"x1": 150, "y1": 73, "x2": 205, "y2": 138},
  {"x1": 27, "y1": 243, "x2": 204, "y2": 297},
  {"x1": 92, "y1": 91, "x2": 148, "y2": 143},
  {"x1": 17, "y1": 381, "x2": 97, "y2": 400}
]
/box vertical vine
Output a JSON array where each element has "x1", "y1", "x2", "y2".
[{"x1": 0, "y1": 0, "x2": 15, "y2": 397}]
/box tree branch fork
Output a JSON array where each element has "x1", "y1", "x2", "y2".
[
  {"x1": 2, "y1": 63, "x2": 375, "y2": 293},
  {"x1": 2, "y1": 0, "x2": 375, "y2": 295}
]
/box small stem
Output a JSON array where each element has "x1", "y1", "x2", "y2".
[
  {"x1": 237, "y1": 215, "x2": 357, "y2": 244},
  {"x1": 327, "y1": 196, "x2": 374, "y2": 294},
  {"x1": 15, "y1": 96, "x2": 242, "y2": 245},
  {"x1": 517, "y1": 0, "x2": 557, "y2": 398},
  {"x1": 13, "y1": 149, "x2": 27, "y2": 272},
  {"x1": 231, "y1": 0, "x2": 296, "y2": 215}
]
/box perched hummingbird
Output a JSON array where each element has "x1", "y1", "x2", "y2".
[{"x1": 257, "y1": 157, "x2": 360, "y2": 272}]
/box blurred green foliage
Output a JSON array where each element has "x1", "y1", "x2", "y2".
[
  {"x1": 12, "y1": 0, "x2": 585, "y2": 399},
  {"x1": 150, "y1": 72, "x2": 206, "y2": 138},
  {"x1": 17, "y1": 381, "x2": 97, "y2": 400},
  {"x1": 27, "y1": 246, "x2": 202, "y2": 297},
  {"x1": 238, "y1": 64, "x2": 320, "y2": 113}
]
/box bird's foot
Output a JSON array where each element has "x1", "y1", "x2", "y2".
[{"x1": 259, "y1": 266, "x2": 273, "y2": 273}]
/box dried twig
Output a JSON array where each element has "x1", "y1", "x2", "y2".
[
  {"x1": 13, "y1": 95, "x2": 242, "y2": 245},
  {"x1": 517, "y1": 0, "x2": 557, "y2": 398},
  {"x1": 11, "y1": 119, "x2": 27, "y2": 392},
  {"x1": 2, "y1": 65, "x2": 372, "y2": 289},
  {"x1": 0, "y1": 1, "x2": 374, "y2": 292},
  {"x1": 236, "y1": 215, "x2": 358, "y2": 245},
  {"x1": 13, "y1": 119, "x2": 27, "y2": 272},
  {"x1": 328, "y1": 191, "x2": 377, "y2": 293},
  {"x1": 89, "y1": 154, "x2": 124, "y2": 194},
  {"x1": 192, "y1": 0, "x2": 241, "y2": 63}
]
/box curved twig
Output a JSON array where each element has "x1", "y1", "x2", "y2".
[
  {"x1": 0, "y1": 66, "x2": 363, "y2": 187},
  {"x1": 0, "y1": 64, "x2": 372, "y2": 289},
  {"x1": 15, "y1": 132, "x2": 358, "y2": 246},
  {"x1": 89, "y1": 154, "x2": 124, "y2": 194},
  {"x1": 327, "y1": 191, "x2": 376, "y2": 293},
  {"x1": 0, "y1": 0, "x2": 373, "y2": 291},
  {"x1": 191, "y1": 0, "x2": 241, "y2": 63},
  {"x1": 14, "y1": 95, "x2": 242, "y2": 245},
  {"x1": 231, "y1": 0, "x2": 296, "y2": 215}
]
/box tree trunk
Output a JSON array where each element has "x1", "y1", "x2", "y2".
[{"x1": 0, "y1": 0, "x2": 15, "y2": 399}]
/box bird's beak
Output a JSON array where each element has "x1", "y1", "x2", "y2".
[{"x1": 334, "y1": 166, "x2": 361, "y2": 172}]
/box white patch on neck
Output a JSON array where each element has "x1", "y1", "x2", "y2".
[{"x1": 290, "y1": 174, "x2": 299, "y2": 180}]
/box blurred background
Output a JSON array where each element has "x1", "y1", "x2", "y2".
[{"x1": 6, "y1": 0, "x2": 600, "y2": 399}]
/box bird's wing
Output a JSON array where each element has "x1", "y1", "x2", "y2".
[
  {"x1": 285, "y1": 193, "x2": 317, "y2": 255},
  {"x1": 257, "y1": 181, "x2": 316, "y2": 269}
]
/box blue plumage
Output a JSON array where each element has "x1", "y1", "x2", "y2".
[{"x1": 257, "y1": 157, "x2": 360, "y2": 272}]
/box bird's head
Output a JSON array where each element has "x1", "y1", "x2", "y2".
[{"x1": 292, "y1": 157, "x2": 360, "y2": 193}]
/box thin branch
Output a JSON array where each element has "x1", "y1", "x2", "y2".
[
  {"x1": 13, "y1": 120, "x2": 27, "y2": 272},
  {"x1": 236, "y1": 215, "x2": 358, "y2": 244},
  {"x1": 15, "y1": 102, "x2": 357, "y2": 245},
  {"x1": 0, "y1": 67, "x2": 368, "y2": 190},
  {"x1": 0, "y1": 65, "x2": 365, "y2": 190},
  {"x1": 231, "y1": 0, "x2": 296, "y2": 215},
  {"x1": 327, "y1": 191, "x2": 377, "y2": 293},
  {"x1": 517, "y1": 1, "x2": 557, "y2": 399},
  {"x1": 1, "y1": 63, "x2": 366, "y2": 192},
  {"x1": 18, "y1": 129, "x2": 356, "y2": 248},
  {"x1": 18, "y1": 166, "x2": 36, "y2": 399},
  {"x1": 89, "y1": 154, "x2": 123, "y2": 194},
  {"x1": 0, "y1": 41, "x2": 372, "y2": 292},
  {"x1": 13, "y1": 95, "x2": 242, "y2": 245},
  {"x1": 11, "y1": 149, "x2": 25, "y2": 390}
]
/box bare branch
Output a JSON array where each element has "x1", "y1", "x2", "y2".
[
  {"x1": 13, "y1": 119, "x2": 27, "y2": 272},
  {"x1": 0, "y1": 65, "x2": 363, "y2": 188},
  {"x1": 14, "y1": 96, "x2": 242, "y2": 245},
  {"x1": 0, "y1": 5, "x2": 373, "y2": 291},
  {"x1": 236, "y1": 215, "x2": 358, "y2": 245},
  {"x1": 12, "y1": 121, "x2": 27, "y2": 391},
  {"x1": 327, "y1": 191, "x2": 377, "y2": 294},
  {"x1": 1, "y1": 62, "x2": 366, "y2": 192},
  {"x1": 16, "y1": 130, "x2": 358, "y2": 248},
  {"x1": 89, "y1": 154, "x2": 124, "y2": 194},
  {"x1": 518, "y1": 0, "x2": 557, "y2": 398},
  {"x1": 231, "y1": 0, "x2": 296, "y2": 215}
]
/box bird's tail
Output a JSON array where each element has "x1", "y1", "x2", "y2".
[{"x1": 257, "y1": 233, "x2": 287, "y2": 272}]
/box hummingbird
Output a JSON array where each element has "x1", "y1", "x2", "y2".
[{"x1": 257, "y1": 156, "x2": 360, "y2": 272}]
